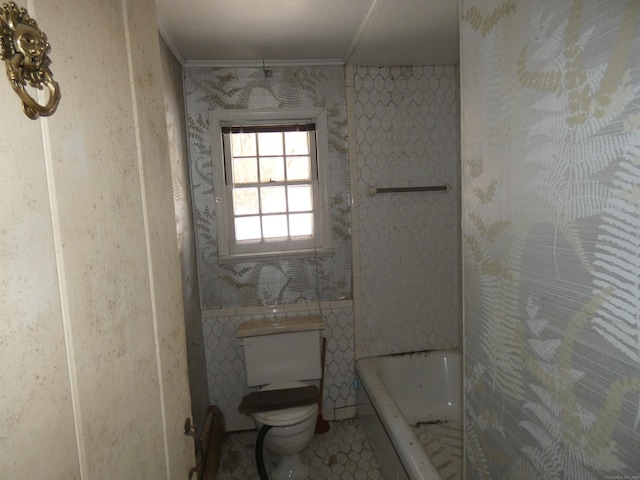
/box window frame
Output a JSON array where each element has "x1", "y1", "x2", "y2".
[{"x1": 210, "y1": 108, "x2": 332, "y2": 262}]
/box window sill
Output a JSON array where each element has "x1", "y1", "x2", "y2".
[{"x1": 217, "y1": 248, "x2": 334, "y2": 264}]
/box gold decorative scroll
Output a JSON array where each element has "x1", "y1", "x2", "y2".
[{"x1": 0, "y1": 2, "x2": 60, "y2": 119}]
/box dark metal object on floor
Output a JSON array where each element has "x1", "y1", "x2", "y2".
[
  {"x1": 185, "y1": 405, "x2": 226, "y2": 479},
  {"x1": 315, "y1": 337, "x2": 330, "y2": 434},
  {"x1": 255, "y1": 424, "x2": 273, "y2": 480}
]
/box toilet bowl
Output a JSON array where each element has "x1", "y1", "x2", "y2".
[
  {"x1": 252, "y1": 381, "x2": 319, "y2": 480},
  {"x1": 236, "y1": 316, "x2": 325, "y2": 480}
]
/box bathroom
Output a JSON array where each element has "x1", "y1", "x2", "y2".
[
  {"x1": 160, "y1": 0, "x2": 640, "y2": 479},
  {"x1": 160, "y1": 0, "x2": 462, "y2": 474},
  {"x1": 2, "y1": 0, "x2": 639, "y2": 479},
  {"x1": 179, "y1": 62, "x2": 461, "y2": 477},
  {"x1": 160, "y1": 2, "x2": 638, "y2": 478},
  {"x1": 183, "y1": 63, "x2": 460, "y2": 427}
]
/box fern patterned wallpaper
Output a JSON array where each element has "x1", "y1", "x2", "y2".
[
  {"x1": 158, "y1": 38, "x2": 209, "y2": 426},
  {"x1": 184, "y1": 65, "x2": 351, "y2": 310},
  {"x1": 461, "y1": 1, "x2": 640, "y2": 479}
]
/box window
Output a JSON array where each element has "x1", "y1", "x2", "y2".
[{"x1": 210, "y1": 108, "x2": 332, "y2": 261}]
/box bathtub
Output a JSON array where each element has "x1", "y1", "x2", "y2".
[{"x1": 355, "y1": 350, "x2": 462, "y2": 480}]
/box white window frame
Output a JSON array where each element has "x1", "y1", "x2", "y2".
[{"x1": 210, "y1": 108, "x2": 332, "y2": 262}]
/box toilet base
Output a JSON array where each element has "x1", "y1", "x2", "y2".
[{"x1": 270, "y1": 452, "x2": 308, "y2": 480}]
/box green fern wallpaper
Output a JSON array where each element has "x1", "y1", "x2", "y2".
[
  {"x1": 183, "y1": 65, "x2": 351, "y2": 309},
  {"x1": 461, "y1": 1, "x2": 640, "y2": 478}
]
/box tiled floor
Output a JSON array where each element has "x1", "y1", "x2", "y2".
[
  {"x1": 413, "y1": 420, "x2": 463, "y2": 480},
  {"x1": 217, "y1": 418, "x2": 383, "y2": 480}
]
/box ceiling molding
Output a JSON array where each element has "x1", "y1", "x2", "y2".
[
  {"x1": 184, "y1": 59, "x2": 345, "y2": 68},
  {"x1": 157, "y1": 17, "x2": 185, "y2": 66},
  {"x1": 343, "y1": 0, "x2": 386, "y2": 64}
]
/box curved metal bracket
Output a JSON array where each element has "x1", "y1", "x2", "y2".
[{"x1": 0, "y1": 2, "x2": 60, "y2": 119}]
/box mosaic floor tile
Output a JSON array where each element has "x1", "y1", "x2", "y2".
[
  {"x1": 216, "y1": 418, "x2": 383, "y2": 480},
  {"x1": 412, "y1": 420, "x2": 463, "y2": 480}
]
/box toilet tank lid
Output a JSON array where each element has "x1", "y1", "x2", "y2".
[{"x1": 236, "y1": 315, "x2": 324, "y2": 338}]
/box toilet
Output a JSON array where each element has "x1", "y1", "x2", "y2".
[{"x1": 237, "y1": 315, "x2": 324, "y2": 480}]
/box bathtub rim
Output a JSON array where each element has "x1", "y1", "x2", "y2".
[{"x1": 356, "y1": 349, "x2": 462, "y2": 479}]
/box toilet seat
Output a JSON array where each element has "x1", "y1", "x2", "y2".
[{"x1": 252, "y1": 381, "x2": 319, "y2": 427}]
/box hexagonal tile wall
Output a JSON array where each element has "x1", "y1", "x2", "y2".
[{"x1": 354, "y1": 66, "x2": 461, "y2": 356}]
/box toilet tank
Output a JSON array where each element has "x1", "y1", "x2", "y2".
[{"x1": 237, "y1": 315, "x2": 324, "y2": 387}]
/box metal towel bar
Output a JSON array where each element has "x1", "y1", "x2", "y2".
[{"x1": 366, "y1": 184, "x2": 449, "y2": 196}]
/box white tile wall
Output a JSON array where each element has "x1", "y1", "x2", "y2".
[{"x1": 353, "y1": 66, "x2": 461, "y2": 356}]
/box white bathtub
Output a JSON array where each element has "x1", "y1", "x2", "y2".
[{"x1": 355, "y1": 350, "x2": 462, "y2": 480}]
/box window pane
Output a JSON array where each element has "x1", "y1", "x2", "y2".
[
  {"x1": 259, "y1": 157, "x2": 285, "y2": 183},
  {"x1": 289, "y1": 213, "x2": 314, "y2": 236},
  {"x1": 286, "y1": 156, "x2": 311, "y2": 181},
  {"x1": 231, "y1": 133, "x2": 256, "y2": 156},
  {"x1": 233, "y1": 187, "x2": 259, "y2": 215},
  {"x1": 262, "y1": 215, "x2": 288, "y2": 239},
  {"x1": 233, "y1": 157, "x2": 258, "y2": 184},
  {"x1": 258, "y1": 132, "x2": 283, "y2": 156},
  {"x1": 287, "y1": 185, "x2": 312, "y2": 212},
  {"x1": 235, "y1": 216, "x2": 261, "y2": 241},
  {"x1": 261, "y1": 186, "x2": 286, "y2": 213},
  {"x1": 285, "y1": 131, "x2": 309, "y2": 155}
]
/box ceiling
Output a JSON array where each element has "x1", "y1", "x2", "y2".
[{"x1": 155, "y1": 0, "x2": 459, "y2": 66}]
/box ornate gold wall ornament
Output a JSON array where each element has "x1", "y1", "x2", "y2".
[{"x1": 0, "y1": 2, "x2": 60, "y2": 119}]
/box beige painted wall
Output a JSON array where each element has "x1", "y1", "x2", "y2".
[{"x1": 0, "y1": 0, "x2": 193, "y2": 478}]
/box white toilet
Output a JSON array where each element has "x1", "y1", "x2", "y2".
[{"x1": 237, "y1": 315, "x2": 324, "y2": 480}]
